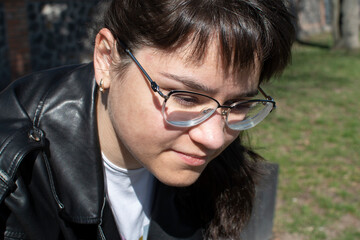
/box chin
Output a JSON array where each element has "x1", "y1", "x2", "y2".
[{"x1": 155, "y1": 170, "x2": 202, "y2": 187}]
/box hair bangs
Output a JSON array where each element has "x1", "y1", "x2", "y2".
[
  {"x1": 104, "y1": 0, "x2": 295, "y2": 82},
  {"x1": 148, "y1": 1, "x2": 266, "y2": 80}
]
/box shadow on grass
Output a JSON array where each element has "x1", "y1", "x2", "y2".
[{"x1": 296, "y1": 39, "x2": 331, "y2": 49}]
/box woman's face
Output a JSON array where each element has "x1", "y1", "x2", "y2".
[{"x1": 103, "y1": 42, "x2": 260, "y2": 187}]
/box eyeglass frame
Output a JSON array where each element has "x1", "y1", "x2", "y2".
[{"x1": 118, "y1": 42, "x2": 276, "y2": 129}]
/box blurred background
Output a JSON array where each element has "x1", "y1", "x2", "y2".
[
  {"x1": 0, "y1": 0, "x2": 359, "y2": 239},
  {"x1": 0, "y1": 0, "x2": 101, "y2": 88}
]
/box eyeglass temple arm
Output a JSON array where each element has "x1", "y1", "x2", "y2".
[
  {"x1": 117, "y1": 40, "x2": 167, "y2": 98},
  {"x1": 258, "y1": 86, "x2": 273, "y2": 101},
  {"x1": 258, "y1": 86, "x2": 276, "y2": 109}
]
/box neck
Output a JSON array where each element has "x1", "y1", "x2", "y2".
[{"x1": 96, "y1": 92, "x2": 143, "y2": 169}]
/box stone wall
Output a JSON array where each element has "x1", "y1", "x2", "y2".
[
  {"x1": 2, "y1": 0, "x2": 32, "y2": 80},
  {"x1": 0, "y1": 2, "x2": 10, "y2": 88}
]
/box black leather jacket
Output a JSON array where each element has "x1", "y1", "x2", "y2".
[{"x1": 0, "y1": 63, "x2": 203, "y2": 240}]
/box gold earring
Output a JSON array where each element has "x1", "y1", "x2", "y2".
[{"x1": 99, "y1": 79, "x2": 104, "y2": 92}]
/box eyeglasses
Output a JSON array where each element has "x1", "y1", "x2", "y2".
[{"x1": 120, "y1": 45, "x2": 276, "y2": 130}]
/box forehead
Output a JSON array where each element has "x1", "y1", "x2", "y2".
[{"x1": 151, "y1": 39, "x2": 261, "y2": 93}]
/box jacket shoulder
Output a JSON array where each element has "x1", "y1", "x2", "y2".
[
  {"x1": 0, "y1": 63, "x2": 93, "y2": 121},
  {"x1": 0, "y1": 63, "x2": 94, "y2": 202}
]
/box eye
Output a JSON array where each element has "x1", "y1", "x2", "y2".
[
  {"x1": 224, "y1": 99, "x2": 247, "y2": 106},
  {"x1": 231, "y1": 102, "x2": 255, "y2": 113},
  {"x1": 172, "y1": 94, "x2": 200, "y2": 106}
]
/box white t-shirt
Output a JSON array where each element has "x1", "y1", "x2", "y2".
[{"x1": 102, "y1": 153, "x2": 154, "y2": 240}]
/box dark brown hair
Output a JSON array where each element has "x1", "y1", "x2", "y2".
[
  {"x1": 185, "y1": 136, "x2": 266, "y2": 238},
  {"x1": 101, "y1": 0, "x2": 295, "y2": 238},
  {"x1": 103, "y1": 0, "x2": 295, "y2": 83}
]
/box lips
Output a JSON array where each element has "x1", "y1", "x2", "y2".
[{"x1": 174, "y1": 150, "x2": 208, "y2": 166}]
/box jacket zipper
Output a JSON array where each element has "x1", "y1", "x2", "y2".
[
  {"x1": 42, "y1": 151, "x2": 65, "y2": 210},
  {"x1": 97, "y1": 196, "x2": 107, "y2": 240}
]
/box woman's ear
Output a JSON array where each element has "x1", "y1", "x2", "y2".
[{"x1": 94, "y1": 28, "x2": 118, "y2": 90}]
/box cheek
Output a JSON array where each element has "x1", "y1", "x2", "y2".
[
  {"x1": 108, "y1": 70, "x2": 162, "y2": 125},
  {"x1": 227, "y1": 129, "x2": 241, "y2": 141},
  {"x1": 110, "y1": 90, "x2": 157, "y2": 135},
  {"x1": 107, "y1": 75, "x2": 180, "y2": 154},
  {"x1": 222, "y1": 130, "x2": 241, "y2": 150}
]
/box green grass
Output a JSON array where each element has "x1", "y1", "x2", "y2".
[{"x1": 248, "y1": 36, "x2": 360, "y2": 239}]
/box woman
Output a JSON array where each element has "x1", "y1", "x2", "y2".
[{"x1": 0, "y1": 0, "x2": 295, "y2": 239}]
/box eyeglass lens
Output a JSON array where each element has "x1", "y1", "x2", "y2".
[{"x1": 162, "y1": 91, "x2": 274, "y2": 130}]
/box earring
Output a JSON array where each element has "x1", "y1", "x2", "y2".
[{"x1": 99, "y1": 79, "x2": 104, "y2": 92}]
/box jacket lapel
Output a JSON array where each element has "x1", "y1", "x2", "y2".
[{"x1": 34, "y1": 63, "x2": 104, "y2": 224}]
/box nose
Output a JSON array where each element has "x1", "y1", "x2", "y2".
[{"x1": 188, "y1": 111, "x2": 226, "y2": 151}]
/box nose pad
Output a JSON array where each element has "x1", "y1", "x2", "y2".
[
  {"x1": 219, "y1": 108, "x2": 230, "y2": 128},
  {"x1": 220, "y1": 108, "x2": 229, "y2": 119},
  {"x1": 201, "y1": 108, "x2": 213, "y2": 116},
  {"x1": 198, "y1": 108, "x2": 216, "y2": 122}
]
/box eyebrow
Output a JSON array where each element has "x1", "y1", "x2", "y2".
[
  {"x1": 159, "y1": 72, "x2": 259, "y2": 98},
  {"x1": 160, "y1": 72, "x2": 216, "y2": 94}
]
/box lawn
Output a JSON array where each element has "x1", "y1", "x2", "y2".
[{"x1": 248, "y1": 36, "x2": 360, "y2": 240}]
